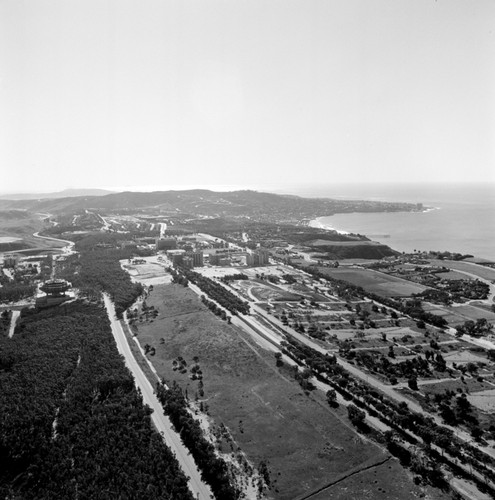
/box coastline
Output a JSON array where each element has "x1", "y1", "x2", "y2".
[{"x1": 308, "y1": 216, "x2": 350, "y2": 235}]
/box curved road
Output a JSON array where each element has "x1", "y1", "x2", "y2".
[
  {"x1": 33, "y1": 231, "x2": 75, "y2": 254},
  {"x1": 103, "y1": 294, "x2": 213, "y2": 500}
]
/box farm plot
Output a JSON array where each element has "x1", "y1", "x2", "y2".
[
  {"x1": 134, "y1": 284, "x2": 423, "y2": 500},
  {"x1": 317, "y1": 267, "x2": 429, "y2": 298},
  {"x1": 423, "y1": 302, "x2": 495, "y2": 327},
  {"x1": 442, "y1": 350, "x2": 489, "y2": 365}
]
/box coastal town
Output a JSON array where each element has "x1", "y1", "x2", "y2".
[{"x1": 1, "y1": 190, "x2": 495, "y2": 500}]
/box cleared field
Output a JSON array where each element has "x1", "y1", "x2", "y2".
[
  {"x1": 309, "y1": 458, "x2": 450, "y2": 500},
  {"x1": 420, "y1": 378, "x2": 491, "y2": 396},
  {"x1": 468, "y1": 389, "x2": 495, "y2": 412},
  {"x1": 317, "y1": 267, "x2": 428, "y2": 297},
  {"x1": 136, "y1": 284, "x2": 425, "y2": 500},
  {"x1": 121, "y1": 259, "x2": 172, "y2": 286}
]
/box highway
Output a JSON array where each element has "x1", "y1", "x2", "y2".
[{"x1": 103, "y1": 294, "x2": 213, "y2": 500}]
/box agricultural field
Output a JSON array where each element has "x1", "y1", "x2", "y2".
[
  {"x1": 423, "y1": 302, "x2": 495, "y2": 327},
  {"x1": 133, "y1": 283, "x2": 431, "y2": 499},
  {"x1": 316, "y1": 267, "x2": 429, "y2": 298}
]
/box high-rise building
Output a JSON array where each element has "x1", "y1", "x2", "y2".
[{"x1": 187, "y1": 251, "x2": 204, "y2": 267}]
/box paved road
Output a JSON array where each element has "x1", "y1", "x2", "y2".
[
  {"x1": 33, "y1": 231, "x2": 75, "y2": 254},
  {"x1": 8, "y1": 310, "x2": 20, "y2": 338},
  {"x1": 103, "y1": 294, "x2": 213, "y2": 500}
]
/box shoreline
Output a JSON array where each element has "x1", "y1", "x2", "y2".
[
  {"x1": 309, "y1": 206, "x2": 439, "y2": 238},
  {"x1": 308, "y1": 217, "x2": 350, "y2": 235}
]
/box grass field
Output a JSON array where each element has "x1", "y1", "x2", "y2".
[
  {"x1": 135, "y1": 283, "x2": 433, "y2": 499},
  {"x1": 309, "y1": 458, "x2": 451, "y2": 500},
  {"x1": 317, "y1": 267, "x2": 428, "y2": 297},
  {"x1": 429, "y1": 260, "x2": 495, "y2": 281},
  {"x1": 420, "y1": 378, "x2": 492, "y2": 396}
]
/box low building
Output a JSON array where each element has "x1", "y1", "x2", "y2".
[{"x1": 156, "y1": 238, "x2": 177, "y2": 251}]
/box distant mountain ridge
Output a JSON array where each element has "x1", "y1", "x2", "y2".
[
  {"x1": 0, "y1": 188, "x2": 115, "y2": 201},
  {"x1": 0, "y1": 189, "x2": 423, "y2": 223}
]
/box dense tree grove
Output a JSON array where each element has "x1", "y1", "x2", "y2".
[
  {"x1": 0, "y1": 302, "x2": 192, "y2": 499},
  {"x1": 156, "y1": 382, "x2": 241, "y2": 499},
  {"x1": 220, "y1": 273, "x2": 248, "y2": 282},
  {"x1": 0, "y1": 283, "x2": 36, "y2": 303},
  {"x1": 58, "y1": 249, "x2": 143, "y2": 316}
]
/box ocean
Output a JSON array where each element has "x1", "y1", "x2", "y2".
[{"x1": 272, "y1": 182, "x2": 495, "y2": 261}]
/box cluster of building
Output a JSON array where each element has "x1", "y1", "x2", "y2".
[{"x1": 155, "y1": 235, "x2": 271, "y2": 269}]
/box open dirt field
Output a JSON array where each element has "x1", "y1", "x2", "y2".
[
  {"x1": 308, "y1": 458, "x2": 451, "y2": 500},
  {"x1": 317, "y1": 267, "x2": 429, "y2": 298},
  {"x1": 468, "y1": 389, "x2": 495, "y2": 412},
  {"x1": 135, "y1": 283, "x2": 428, "y2": 499}
]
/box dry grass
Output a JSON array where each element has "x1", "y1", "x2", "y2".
[
  {"x1": 317, "y1": 267, "x2": 429, "y2": 297},
  {"x1": 134, "y1": 283, "x2": 428, "y2": 499}
]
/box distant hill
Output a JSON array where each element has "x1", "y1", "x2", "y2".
[
  {"x1": 0, "y1": 188, "x2": 115, "y2": 201},
  {"x1": 0, "y1": 189, "x2": 423, "y2": 222}
]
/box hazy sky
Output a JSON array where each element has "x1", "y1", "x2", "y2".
[{"x1": 1, "y1": 0, "x2": 494, "y2": 193}]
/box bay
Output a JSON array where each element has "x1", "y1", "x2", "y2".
[{"x1": 287, "y1": 182, "x2": 495, "y2": 261}]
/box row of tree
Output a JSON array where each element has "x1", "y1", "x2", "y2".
[
  {"x1": 156, "y1": 382, "x2": 241, "y2": 499},
  {"x1": 200, "y1": 295, "x2": 231, "y2": 322},
  {"x1": 177, "y1": 268, "x2": 250, "y2": 315}
]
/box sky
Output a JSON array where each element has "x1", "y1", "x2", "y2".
[{"x1": 1, "y1": 0, "x2": 494, "y2": 194}]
